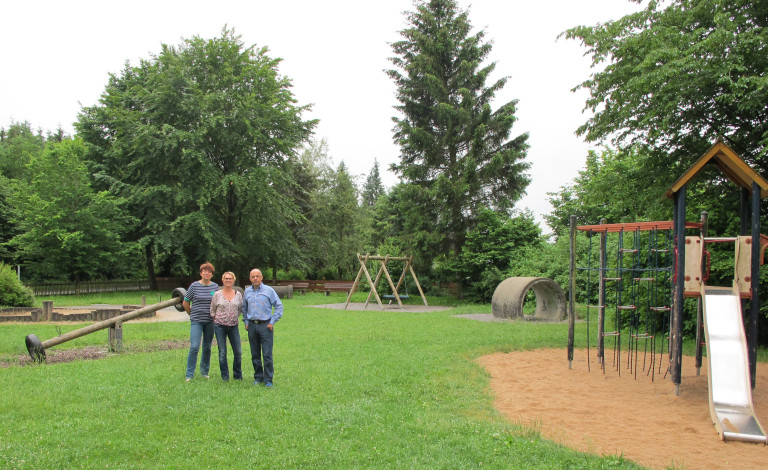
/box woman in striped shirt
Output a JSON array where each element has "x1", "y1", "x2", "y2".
[{"x1": 183, "y1": 262, "x2": 218, "y2": 381}]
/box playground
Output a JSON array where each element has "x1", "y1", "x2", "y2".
[
  {"x1": 8, "y1": 139, "x2": 768, "y2": 467},
  {"x1": 464, "y1": 139, "x2": 768, "y2": 467},
  {"x1": 481, "y1": 348, "x2": 767, "y2": 469}
]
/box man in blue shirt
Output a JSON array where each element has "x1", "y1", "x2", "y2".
[{"x1": 241, "y1": 268, "x2": 283, "y2": 387}]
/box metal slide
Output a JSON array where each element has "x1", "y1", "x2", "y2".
[{"x1": 701, "y1": 286, "x2": 768, "y2": 443}]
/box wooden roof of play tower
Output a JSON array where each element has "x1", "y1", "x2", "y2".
[{"x1": 663, "y1": 138, "x2": 768, "y2": 199}]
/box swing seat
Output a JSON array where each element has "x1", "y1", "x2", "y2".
[{"x1": 382, "y1": 294, "x2": 409, "y2": 300}]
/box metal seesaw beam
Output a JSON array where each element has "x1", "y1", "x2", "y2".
[{"x1": 25, "y1": 288, "x2": 187, "y2": 362}]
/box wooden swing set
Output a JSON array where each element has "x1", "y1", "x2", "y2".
[{"x1": 344, "y1": 254, "x2": 428, "y2": 309}]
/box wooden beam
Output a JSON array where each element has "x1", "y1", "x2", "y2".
[{"x1": 577, "y1": 220, "x2": 702, "y2": 233}]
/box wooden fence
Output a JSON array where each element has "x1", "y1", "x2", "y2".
[
  {"x1": 269, "y1": 279, "x2": 355, "y2": 294},
  {"x1": 25, "y1": 278, "x2": 355, "y2": 296},
  {"x1": 27, "y1": 279, "x2": 152, "y2": 296}
]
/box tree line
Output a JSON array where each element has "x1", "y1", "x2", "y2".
[
  {"x1": 0, "y1": 4, "x2": 539, "y2": 301},
  {"x1": 2, "y1": 0, "x2": 768, "y2": 332}
]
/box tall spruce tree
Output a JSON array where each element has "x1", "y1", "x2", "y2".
[
  {"x1": 387, "y1": 0, "x2": 530, "y2": 266},
  {"x1": 359, "y1": 159, "x2": 386, "y2": 255},
  {"x1": 361, "y1": 159, "x2": 385, "y2": 208}
]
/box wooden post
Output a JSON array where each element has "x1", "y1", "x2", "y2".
[
  {"x1": 381, "y1": 256, "x2": 404, "y2": 309},
  {"x1": 740, "y1": 187, "x2": 750, "y2": 236},
  {"x1": 568, "y1": 215, "x2": 576, "y2": 369},
  {"x1": 598, "y1": 218, "x2": 607, "y2": 366},
  {"x1": 344, "y1": 254, "x2": 367, "y2": 309},
  {"x1": 365, "y1": 256, "x2": 389, "y2": 309},
  {"x1": 407, "y1": 257, "x2": 429, "y2": 306},
  {"x1": 108, "y1": 320, "x2": 123, "y2": 352},
  {"x1": 42, "y1": 301, "x2": 53, "y2": 322},
  {"x1": 749, "y1": 181, "x2": 760, "y2": 388},
  {"x1": 695, "y1": 211, "x2": 708, "y2": 375},
  {"x1": 392, "y1": 261, "x2": 408, "y2": 297},
  {"x1": 671, "y1": 187, "x2": 687, "y2": 395}
]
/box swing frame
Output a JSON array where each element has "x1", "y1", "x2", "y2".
[{"x1": 344, "y1": 254, "x2": 429, "y2": 310}]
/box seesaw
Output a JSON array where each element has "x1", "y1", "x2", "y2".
[{"x1": 24, "y1": 287, "x2": 187, "y2": 363}]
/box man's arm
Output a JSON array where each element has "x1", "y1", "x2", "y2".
[
  {"x1": 241, "y1": 288, "x2": 249, "y2": 328},
  {"x1": 270, "y1": 289, "x2": 283, "y2": 323}
]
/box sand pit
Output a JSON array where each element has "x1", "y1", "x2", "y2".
[{"x1": 478, "y1": 348, "x2": 767, "y2": 469}]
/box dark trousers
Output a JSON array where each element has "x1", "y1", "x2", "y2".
[{"x1": 247, "y1": 321, "x2": 274, "y2": 383}]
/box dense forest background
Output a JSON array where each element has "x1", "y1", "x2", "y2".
[{"x1": 2, "y1": 0, "x2": 767, "y2": 341}]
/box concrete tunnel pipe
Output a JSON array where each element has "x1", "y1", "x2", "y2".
[{"x1": 491, "y1": 277, "x2": 566, "y2": 321}]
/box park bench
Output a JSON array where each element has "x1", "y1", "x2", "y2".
[
  {"x1": 324, "y1": 281, "x2": 355, "y2": 294},
  {"x1": 287, "y1": 281, "x2": 311, "y2": 293},
  {"x1": 270, "y1": 280, "x2": 354, "y2": 295}
]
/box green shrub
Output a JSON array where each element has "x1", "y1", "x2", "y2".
[
  {"x1": 0, "y1": 263, "x2": 34, "y2": 307},
  {"x1": 273, "y1": 268, "x2": 307, "y2": 280}
]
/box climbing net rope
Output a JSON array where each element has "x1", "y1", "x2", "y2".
[{"x1": 578, "y1": 224, "x2": 674, "y2": 380}]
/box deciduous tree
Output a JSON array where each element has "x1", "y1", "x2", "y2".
[
  {"x1": 0, "y1": 174, "x2": 16, "y2": 263},
  {"x1": 77, "y1": 28, "x2": 315, "y2": 283},
  {"x1": 8, "y1": 138, "x2": 137, "y2": 281},
  {"x1": 438, "y1": 207, "x2": 542, "y2": 302},
  {"x1": 564, "y1": 0, "x2": 768, "y2": 170},
  {"x1": 0, "y1": 121, "x2": 45, "y2": 180},
  {"x1": 0, "y1": 122, "x2": 50, "y2": 263},
  {"x1": 546, "y1": 148, "x2": 674, "y2": 238}
]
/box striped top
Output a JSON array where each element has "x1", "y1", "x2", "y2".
[{"x1": 184, "y1": 281, "x2": 219, "y2": 322}]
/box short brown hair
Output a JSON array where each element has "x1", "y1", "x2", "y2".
[{"x1": 199, "y1": 262, "x2": 215, "y2": 273}]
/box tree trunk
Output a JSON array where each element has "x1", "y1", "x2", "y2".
[{"x1": 145, "y1": 244, "x2": 158, "y2": 291}]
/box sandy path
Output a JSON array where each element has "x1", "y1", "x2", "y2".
[{"x1": 478, "y1": 348, "x2": 767, "y2": 469}]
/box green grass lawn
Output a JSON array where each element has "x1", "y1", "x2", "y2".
[{"x1": 0, "y1": 292, "x2": 671, "y2": 469}]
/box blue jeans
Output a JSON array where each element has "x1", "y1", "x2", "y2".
[
  {"x1": 214, "y1": 323, "x2": 242, "y2": 380},
  {"x1": 247, "y1": 322, "x2": 274, "y2": 383},
  {"x1": 186, "y1": 321, "x2": 214, "y2": 379}
]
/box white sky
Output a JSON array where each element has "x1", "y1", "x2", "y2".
[{"x1": 0, "y1": 0, "x2": 644, "y2": 228}]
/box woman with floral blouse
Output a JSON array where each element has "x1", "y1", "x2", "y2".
[{"x1": 210, "y1": 271, "x2": 243, "y2": 381}]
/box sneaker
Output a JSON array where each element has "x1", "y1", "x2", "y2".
[
  {"x1": 202, "y1": 375, "x2": 210, "y2": 379},
  {"x1": 253, "y1": 380, "x2": 263, "y2": 386},
  {"x1": 185, "y1": 378, "x2": 192, "y2": 382},
  {"x1": 265, "y1": 382, "x2": 273, "y2": 388}
]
